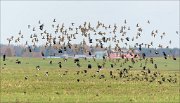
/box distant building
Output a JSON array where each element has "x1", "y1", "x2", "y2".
[
  {"x1": 95, "y1": 51, "x2": 107, "y2": 59},
  {"x1": 74, "y1": 54, "x2": 86, "y2": 58},
  {"x1": 109, "y1": 49, "x2": 140, "y2": 59}
]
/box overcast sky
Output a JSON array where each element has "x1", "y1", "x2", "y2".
[{"x1": 1, "y1": 1, "x2": 179, "y2": 48}]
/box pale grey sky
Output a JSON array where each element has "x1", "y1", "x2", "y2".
[{"x1": 1, "y1": 1, "x2": 179, "y2": 48}]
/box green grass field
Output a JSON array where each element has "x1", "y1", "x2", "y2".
[{"x1": 0, "y1": 57, "x2": 179, "y2": 103}]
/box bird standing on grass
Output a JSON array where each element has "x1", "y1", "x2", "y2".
[{"x1": 3, "y1": 54, "x2": 6, "y2": 61}]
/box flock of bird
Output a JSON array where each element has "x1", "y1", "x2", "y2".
[
  {"x1": 6, "y1": 19, "x2": 179, "y2": 56},
  {"x1": 2, "y1": 56, "x2": 178, "y2": 85},
  {"x1": 3, "y1": 19, "x2": 179, "y2": 85}
]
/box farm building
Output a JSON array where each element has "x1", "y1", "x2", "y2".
[
  {"x1": 109, "y1": 49, "x2": 140, "y2": 59},
  {"x1": 95, "y1": 51, "x2": 107, "y2": 59}
]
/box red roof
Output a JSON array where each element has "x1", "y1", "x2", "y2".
[{"x1": 109, "y1": 53, "x2": 139, "y2": 59}]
